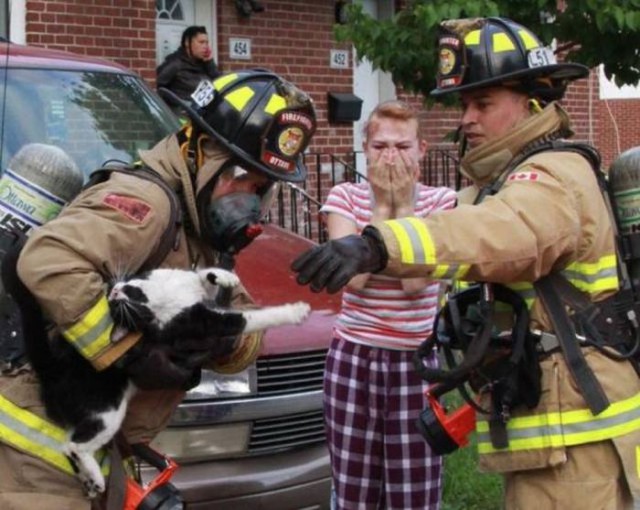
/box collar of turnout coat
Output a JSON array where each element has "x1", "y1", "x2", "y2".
[{"x1": 460, "y1": 102, "x2": 572, "y2": 186}]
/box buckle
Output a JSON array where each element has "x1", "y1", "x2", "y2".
[{"x1": 531, "y1": 329, "x2": 587, "y2": 354}]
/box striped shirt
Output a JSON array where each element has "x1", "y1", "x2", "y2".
[{"x1": 322, "y1": 182, "x2": 457, "y2": 350}]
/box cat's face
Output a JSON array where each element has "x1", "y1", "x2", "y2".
[{"x1": 108, "y1": 269, "x2": 211, "y2": 329}]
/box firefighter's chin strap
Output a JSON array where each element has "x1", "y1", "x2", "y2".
[{"x1": 177, "y1": 124, "x2": 207, "y2": 175}]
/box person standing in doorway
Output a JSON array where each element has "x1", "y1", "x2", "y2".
[{"x1": 157, "y1": 25, "x2": 220, "y2": 111}]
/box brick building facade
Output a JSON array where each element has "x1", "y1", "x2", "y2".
[{"x1": 7, "y1": 0, "x2": 640, "y2": 170}]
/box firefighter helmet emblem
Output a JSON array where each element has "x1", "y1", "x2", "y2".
[{"x1": 278, "y1": 127, "x2": 305, "y2": 157}]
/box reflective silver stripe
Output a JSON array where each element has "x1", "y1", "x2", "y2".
[
  {"x1": 477, "y1": 391, "x2": 640, "y2": 453},
  {"x1": 69, "y1": 312, "x2": 113, "y2": 354},
  {"x1": 395, "y1": 218, "x2": 427, "y2": 264}
]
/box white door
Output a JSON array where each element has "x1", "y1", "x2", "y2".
[
  {"x1": 156, "y1": 0, "x2": 217, "y2": 67},
  {"x1": 353, "y1": 0, "x2": 395, "y2": 175}
]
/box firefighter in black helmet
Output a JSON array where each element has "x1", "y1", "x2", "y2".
[
  {"x1": 291, "y1": 17, "x2": 640, "y2": 509},
  {"x1": 0, "y1": 69, "x2": 317, "y2": 509},
  {"x1": 159, "y1": 70, "x2": 316, "y2": 254}
]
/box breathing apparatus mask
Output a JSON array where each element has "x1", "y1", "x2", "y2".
[
  {"x1": 197, "y1": 161, "x2": 277, "y2": 256},
  {"x1": 413, "y1": 283, "x2": 541, "y2": 454}
]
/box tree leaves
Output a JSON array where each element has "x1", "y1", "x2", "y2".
[{"x1": 334, "y1": 0, "x2": 640, "y2": 103}]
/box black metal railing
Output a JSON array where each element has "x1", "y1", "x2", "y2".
[{"x1": 267, "y1": 147, "x2": 460, "y2": 244}]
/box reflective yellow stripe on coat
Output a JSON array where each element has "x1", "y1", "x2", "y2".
[
  {"x1": 63, "y1": 295, "x2": 115, "y2": 360},
  {"x1": 0, "y1": 395, "x2": 109, "y2": 475},
  {"x1": 476, "y1": 391, "x2": 640, "y2": 454},
  {"x1": 562, "y1": 254, "x2": 619, "y2": 294},
  {"x1": 384, "y1": 217, "x2": 470, "y2": 279}
]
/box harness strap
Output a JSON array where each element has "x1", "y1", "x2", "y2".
[{"x1": 534, "y1": 274, "x2": 610, "y2": 415}]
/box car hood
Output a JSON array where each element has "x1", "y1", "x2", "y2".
[{"x1": 235, "y1": 224, "x2": 341, "y2": 355}]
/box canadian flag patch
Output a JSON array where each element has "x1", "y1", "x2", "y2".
[
  {"x1": 103, "y1": 194, "x2": 151, "y2": 223},
  {"x1": 508, "y1": 171, "x2": 539, "y2": 182}
]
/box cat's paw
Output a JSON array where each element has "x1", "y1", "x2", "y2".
[
  {"x1": 65, "y1": 447, "x2": 105, "y2": 498},
  {"x1": 201, "y1": 268, "x2": 240, "y2": 289},
  {"x1": 285, "y1": 302, "x2": 311, "y2": 324}
]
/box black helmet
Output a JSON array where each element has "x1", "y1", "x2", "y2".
[
  {"x1": 160, "y1": 69, "x2": 317, "y2": 182},
  {"x1": 431, "y1": 17, "x2": 588, "y2": 98}
]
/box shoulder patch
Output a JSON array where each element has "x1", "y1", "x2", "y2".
[
  {"x1": 103, "y1": 194, "x2": 151, "y2": 223},
  {"x1": 508, "y1": 171, "x2": 539, "y2": 182}
]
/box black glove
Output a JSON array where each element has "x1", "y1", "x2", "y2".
[
  {"x1": 120, "y1": 343, "x2": 201, "y2": 391},
  {"x1": 291, "y1": 226, "x2": 389, "y2": 294}
]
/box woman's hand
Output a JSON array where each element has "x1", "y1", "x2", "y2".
[
  {"x1": 389, "y1": 150, "x2": 417, "y2": 216},
  {"x1": 367, "y1": 152, "x2": 394, "y2": 221}
]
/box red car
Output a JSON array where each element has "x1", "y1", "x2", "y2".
[{"x1": 0, "y1": 41, "x2": 339, "y2": 509}]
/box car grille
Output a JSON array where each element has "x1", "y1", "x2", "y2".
[
  {"x1": 256, "y1": 349, "x2": 327, "y2": 396},
  {"x1": 249, "y1": 349, "x2": 328, "y2": 453},
  {"x1": 249, "y1": 409, "x2": 326, "y2": 454}
]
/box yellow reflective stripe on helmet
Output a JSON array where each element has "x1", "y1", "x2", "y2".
[
  {"x1": 465, "y1": 29, "x2": 481, "y2": 45},
  {"x1": 492, "y1": 32, "x2": 516, "y2": 52},
  {"x1": 518, "y1": 29, "x2": 540, "y2": 50},
  {"x1": 213, "y1": 73, "x2": 239, "y2": 90},
  {"x1": 476, "y1": 391, "x2": 640, "y2": 454},
  {"x1": 63, "y1": 296, "x2": 114, "y2": 359},
  {"x1": 0, "y1": 395, "x2": 110, "y2": 475},
  {"x1": 224, "y1": 86, "x2": 255, "y2": 112},
  {"x1": 264, "y1": 94, "x2": 287, "y2": 115},
  {"x1": 562, "y1": 255, "x2": 619, "y2": 294},
  {"x1": 384, "y1": 217, "x2": 435, "y2": 265}
]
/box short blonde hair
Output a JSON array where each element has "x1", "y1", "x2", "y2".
[{"x1": 363, "y1": 100, "x2": 420, "y2": 140}]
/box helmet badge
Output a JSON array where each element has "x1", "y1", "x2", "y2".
[
  {"x1": 278, "y1": 126, "x2": 305, "y2": 156},
  {"x1": 261, "y1": 110, "x2": 314, "y2": 174},
  {"x1": 436, "y1": 34, "x2": 467, "y2": 89}
]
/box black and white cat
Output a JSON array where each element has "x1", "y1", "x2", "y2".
[{"x1": 2, "y1": 261, "x2": 310, "y2": 498}]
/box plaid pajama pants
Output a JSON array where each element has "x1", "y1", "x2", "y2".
[{"x1": 324, "y1": 336, "x2": 443, "y2": 510}]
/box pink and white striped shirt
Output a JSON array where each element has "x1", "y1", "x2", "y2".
[{"x1": 321, "y1": 182, "x2": 456, "y2": 350}]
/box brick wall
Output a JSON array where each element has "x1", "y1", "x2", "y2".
[
  {"x1": 23, "y1": 0, "x2": 640, "y2": 173},
  {"x1": 25, "y1": 0, "x2": 156, "y2": 82},
  {"x1": 215, "y1": 0, "x2": 353, "y2": 161},
  {"x1": 596, "y1": 96, "x2": 640, "y2": 169}
]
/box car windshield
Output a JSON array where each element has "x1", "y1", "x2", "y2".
[{"x1": 0, "y1": 68, "x2": 179, "y2": 177}]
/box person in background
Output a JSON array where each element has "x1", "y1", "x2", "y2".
[
  {"x1": 323, "y1": 100, "x2": 456, "y2": 510},
  {"x1": 156, "y1": 25, "x2": 220, "y2": 110},
  {"x1": 292, "y1": 17, "x2": 640, "y2": 510}
]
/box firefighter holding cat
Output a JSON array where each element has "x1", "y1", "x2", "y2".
[
  {"x1": 292, "y1": 18, "x2": 640, "y2": 510},
  {"x1": 0, "y1": 70, "x2": 316, "y2": 509}
]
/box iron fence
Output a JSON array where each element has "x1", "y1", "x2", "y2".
[{"x1": 266, "y1": 147, "x2": 460, "y2": 244}]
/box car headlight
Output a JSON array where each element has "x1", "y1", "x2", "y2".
[
  {"x1": 150, "y1": 366, "x2": 258, "y2": 462},
  {"x1": 150, "y1": 422, "x2": 251, "y2": 462}
]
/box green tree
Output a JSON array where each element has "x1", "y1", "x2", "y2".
[{"x1": 334, "y1": 0, "x2": 640, "y2": 99}]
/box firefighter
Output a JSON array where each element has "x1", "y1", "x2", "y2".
[
  {"x1": 292, "y1": 17, "x2": 640, "y2": 509},
  {"x1": 0, "y1": 69, "x2": 316, "y2": 509}
]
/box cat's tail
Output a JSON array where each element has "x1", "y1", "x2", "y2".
[{"x1": 0, "y1": 236, "x2": 55, "y2": 374}]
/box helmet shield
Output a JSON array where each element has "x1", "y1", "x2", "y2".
[
  {"x1": 159, "y1": 70, "x2": 317, "y2": 183},
  {"x1": 431, "y1": 17, "x2": 589, "y2": 97}
]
